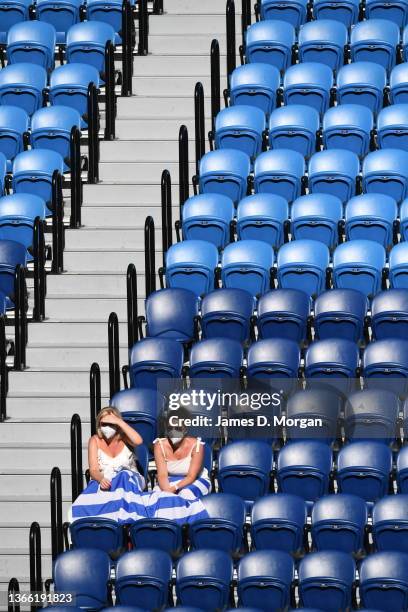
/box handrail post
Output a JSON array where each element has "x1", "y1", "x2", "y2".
[
  {"x1": 0, "y1": 316, "x2": 7, "y2": 422},
  {"x1": 14, "y1": 265, "x2": 27, "y2": 370},
  {"x1": 211, "y1": 39, "x2": 220, "y2": 132},
  {"x1": 51, "y1": 170, "x2": 64, "y2": 274},
  {"x1": 70, "y1": 414, "x2": 83, "y2": 503},
  {"x1": 138, "y1": 0, "x2": 148, "y2": 55},
  {"x1": 126, "y1": 263, "x2": 138, "y2": 352},
  {"x1": 161, "y1": 170, "x2": 172, "y2": 268},
  {"x1": 50, "y1": 467, "x2": 63, "y2": 560},
  {"x1": 33, "y1": 217, "x2": 46, "y2": 322},
  {"x1": 241, "y1": 0, "x2": 251, "y2": 47},
  {"x1": 104, "y1": 41, "x2": 116, "y2": 140},
  {"x1": 87, "y1": 82, "x2": 100, "y2": 183},
  {"x1": 108, "y1": 312, "x2": 120, "y2": 399},
  {"x1": 144, "y1": 216, "x2": 156, "y2": 298},
  {"x1": 226, "y1": 0, "x2": 236, "y2": 85},
  {"x1": 153, "y1": 0, "x2": 163, "y2": 13},
  {"x1": 90, "y1": 362, "x2": 101, "y2": 436},
  {"x1": 8, "y1": 578, "x2": 20, "y2": 612},
  {"x1": 178, "y1": 125, "x2": 189, "y2": 218},
  {"x1": 194, "y1": 82, "x2": 205, "y2": 176},
  {"x1": 122, "y1": 0, "x2": 133, "y2": 96},
  {"x1": 70, "y1": 126, "x2": 82, "y2": 228},
  {"x1": 29, "y1": 522, "x2": 42, "y2": 612}
]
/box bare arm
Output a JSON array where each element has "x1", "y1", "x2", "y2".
[
  {"x1": 104, "y1": 413, "x2": 143, "y2": 447},
  {"x1": 154, "y1": 442, "x2": 174, "y2": 492},
  {"x1": 175, "y1": 442, "x2": 204, "y2": 490},
  {"x1": 88, "y1": 436, "x2": 103, "y2": 482}
]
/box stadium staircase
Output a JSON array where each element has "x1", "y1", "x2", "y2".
[{"x1": 0, "y1": 0, "x2": 239, "y2": 591}]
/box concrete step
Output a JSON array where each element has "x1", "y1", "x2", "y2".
[
  {"x1": 6, "y1": 395, "x2": 106, "y2": 421},
  {"x1": 0, "y1": 551, "x2": 53, "y2": 582},
  {"x1": 115, "y1": 117, "x2": 195, "y2": 139},
  {"x1": 99, "y1": 161, "x2": 196, "y2": 182},
  {"x1": 25, "y1": 345, "x2": 129, "y2": 368},
  {"x1": 100, "y1": 139, "x2": 196, "y2": 162},
  {"x1": 83, "y1": 183, "x2": 170, "y2": 204},
  {"x1": 132, "y1": 77, "x2": 213, "y2": 97},
  {"x1": 64, "y1": 227, "x2": 158, "y2": 250},
  {"x1": 46, "y1": 273, "x2": 130, "y2": 296},
  {"x1": 0, "y1": 526, "x2": 52, "y2": 551},
  {"x1": 81, "y1": 205, "x2": 180, "y2": 227},
  {"x1": 42, "y1": 296, "x2": 133, "y2": 320},
  {"x1": 0, "y1": 443, "x2": 88, "y2": 471},
  {"x1": 7, "y1": 371, "x2": 110, "y2": 394},
  {"x1": 0, "y1": 423, "x2": 91, "y2": 444},
  {"x1": 133, "y1": 55, "x2": 228, "y2": 77},
  {"x1": 117, "y1": 95, "x2": 212, "y2": 118},
  {"x1": 149, "y1": 35, "x2": 231, "y2": 54},
  {"x1": 149, "y1": 15, "x2": 240, "y2": 36},
  {"x1": 165, "y1": 0, "x2": 243, "y2": 14},
  {"x1": 63, "y1": 249, "x2": 152, "y2": 272},
  {"x1": 24, "y1": 321, "x2": 128, "y2": 344}
]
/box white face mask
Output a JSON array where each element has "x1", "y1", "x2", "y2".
[{"x1": 101, "y1": 425, "x2": 116, "y2": 440}]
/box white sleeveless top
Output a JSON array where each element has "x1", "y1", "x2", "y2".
[
  {"x1": 97, "y1": 444, "x2": 138, "y2": 480},
  {"x1": 155, "y1": 437, "x2": 208, "y2": 478}
]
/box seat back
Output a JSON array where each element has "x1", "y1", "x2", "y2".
[
  {"x1": 283, "y1": 62, "x2": 334, "y2": 114},
  {"x1": 7, "y1": 21, "x2": 56, "y2": 71},
  {"x1": 236, "y1": 193, "x2": 288, "y2": 248},
  {"x1": 144, "y1": 288, "x2": 199, "y2": 344},
  {"x1": 277, "y1": 239, "x2": 330, "y2": 297},
  {"x1": 12, "y1": 149, "x2": 64, "y2": 214},
  {"x1": 215, "y1": 105, "x2": 266, "y2": 161},
  {"x1": 165, "y1": 240, "x2": 218, "y2": 296},
  {"x1": 337, "y1": 61, "x2": 387, "y2": 113},
  {"x1": 269, "y1": 104, "x2": 320, "y2": 158},
  {"x1": 0, "y1": 63, "x2": 47, "y2": 115},
  {"x1": 311, "y1": 494, "x2": 368, "y2": 553},
  {"x1": 389, "y1": 242, "x2": 408, "y2": 289},
  {"x1": 0, "y1": 105, "x2": 28, "y2": 170},
  {"x1": 333, "y1": 239, "x2": 386, "y2": 297},
  {"x1": 69, "y1": 517, "x2": 125, "y2": 552},
  {"x1": 351, "y1": 19, "x2": 399, "y2": 72},
  {"x1": 345, "y1": 193, "x2": 397, "y2": 248},
  {"x1": 200, "y1": 288, "x2": 255, "y2": 343},
  {"x1": 129, "y1": 337, "x2": 184, "y2": 390},
  {"x1": 245, "y1": 20, "x2": 295, "y2": 72},
  {"x1": 257, "y1": 288, "x2": 311, "y2": 342},
  {"x1": 189, "y1": 338, "x2": 244, "y2": 379},
  {"x1": 314, "y1": 288, "x2": 368, "y2": 342},
  {"x1": 111, "y1": 387, "x2": 165, "y2": 446},
  {"x1": 237, "y1": 550, "x2": 294, "y2": 610},
  {"x1": 360, "y1": 551, "x2": 408, "y2": 611},
  {"x1": 230, "y1": 63, "x2": 280, "y2": 116},
  {"x1": 260, "y1": 0, "x2": 308, "y2": 27},
  {"x1": 323, "y1": 104, "x2": 373, "y2": 157},
  {"x1": 36, "y1": 0, "x2": 82, "y2": 44},
  {"x1": 116, "y1": 549, "x2": 173, "y2": 609},
  {"x1": 308, "y1": 148, "x2": 360, "y2": 204},
  {"x1": 345, "y1": 388, "x2": 400, "y2": 444},
  {"x1": 290, "y1": 193, "x2": 343, "y2": 248},
  {"x1": 363, "y1": 149, "x2": 408, "y2": 203},
  {"x1": 0, "y1": 193, "x2": 46, "y2": 253},
  {"x1": 182, "y1": 193, "x2": 234, "y2": 249},
  {"x1": 254, "y1": 148, "x2": 305, "y2": 202},
  {"x1": 221, "y1": 240, "x2": 275, "y2": 296},
  {"x1": 371, "y1": 288, "x2": 408, "y2": 339},
  {"x1": 251, "y1": 494, "x2": 307, "y2": 553},
  {"x1": 49, "y1": 63, "x2": 100, "y2": 128},
  {"x1": 199, "y1": 149, "x2": 251, "y2": 204},
  {"x1": 176, "y1": 550, "x2": 233, "y2": 610},
  {"x1": 298, "y1": 19, "x2": 348, "y2": 71},
  {"x1": 66, "y1": 21, "x2": 115, "y2": 76},
  {"x1": 372, "y1": 494, "x2": 408, "y2": 552}
]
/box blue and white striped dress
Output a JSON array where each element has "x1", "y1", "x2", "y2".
[{"x1": 70, "y1": 439, "x2": 210, "y2": 525}]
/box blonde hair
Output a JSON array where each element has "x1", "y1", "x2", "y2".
[{"x1": 96, "y1": 406, "x2": 122, "y2": 439}]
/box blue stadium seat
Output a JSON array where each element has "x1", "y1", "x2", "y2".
[
  {"x1": 30, "y1": 105, "x2": 81, "y2": 171},
  {"x1": 36, "y1": 0, "x2": 82, "y2": 44},
  {"x1": 311, "y1": 494, "x2": 367, "y2": 554},
  {"x1": 277, "y1": 239, "x2": 330, "y2": 297},
  {"x1": 0, "y1": 153, "x2": 7, "y2": 196},
  {"x1": 214, "y1": 105, "x2": 266, "y2": 161},
  {"x1": 371, "y1": 288, "x2": 408, "y2": 339},
  {"x1": 377, "y1": 104, "x2": 408, "y2": 151},
  {"x1": 314, "y1": 289, "x2": 368, "y2": 342},
  {"x1": 390, "y1": 242, "x2": 408, "y2": 288},
  {"x1": 230, "y1": 63, "x2": 280, "y2": 117},
  {"x1": 218, "y1": 440, "x2": 273, "y2": 504},
  {"x1": 236, "y1": 193, "x2": 288, "y2": 248},
  {"x1": 103, "y1": 609, "x2": 148, "y2": 612},
  {"x1": 290, "y1": 193, "x2": 343, "y2": 248},
  {"x1": 366, "y1": 0, "x2": 408, "y2": 26},
  {"x1": 111, "y1": 387, "x2": 165, "y2": 447},
  {"x1": 0, "y1": 194, "x2": 46, "y2": 258},
  {"x1": 312, "y1": 0, "x2": 359, "y2": 26},
  {"x1": 0, "y1": 0, "x2": 32, "y2": 45},
  {"x1": 283, "y1": 62, "x2": 334, "y2": 115},
  {"x1": 49, "y1": 63, "x2": 101, "y2": 129},
  {"x1": 398, "y1": 445, "x2": 408, "y2": 492},
  {"x1": 189, "y1": 338, "x2": 243, "y2": 379},
  {"x1": 200, "y1": 288, "x2": 255, "y2": 343},
  {"x1": 277, "y1": 440, "x2": 333, "y2": 504},
  {"x1": 254, "y1": 149, "x2": 305, "y2": 202},
  {"x1": 345, "y1": 193, "x2": 397, "y2": 249},
  {"x1": 66, "y1": 21, "x2": 115, "y2": 77},
  {"x1": 363, "y1": 338, "x2": 408, "y2": 393},
  {"x1": 322, "y1": 104, "x2": 373, "y2": 157},
  {"x1": 399, "y1": 198, "x2": 408, "y2": 240},
  {"x1": 12, "y1": 149, "x2": 64, "y2": 215},
  {"x1": 53, "y1": 549, "x2": 111, "y2": 610},
  {"x1": 336, "y1": 61, "x2": 387, "y2": 114},
  {"x1": 268, "y1": 104, "x2": 320, "y2": 158},
  {"x1": 165, "y1": 240, "x2": 218, "y2": 296},
  {"x1": 298, "y1": 551, "x2": 356, "y2": 612},
  {"x1": 260, "y1": 0, "x2": 308, "y2": 27},
  {"x1": 115, "y1": 549, "x2": 172, "y2": 609},
  {"x1": 351, "y1": 19, "x2": 399, "y2": 72},
  {"x1": 129, "y1": 337, "x2": 184, "y2": 390},
  {"x1": 390, "y1": 62, "x2": 408, "y2": 104},
  {"x1": 7, "y1": 21, "x2": 56, "y2": 72},
  {"x1": 257, "y1": 288, "x2": 311, "y2": 343},
  {"x1": 246, "y1": 337, "x2": 301, "y2": 389},
  {"x1": 143, "y1": 288, "x2": 198, "y2": 344},
  {"x1": 337, "y1": 441, "x2": 393, "y2": 503},
  {"x1": 363, "y1": 149, "x2": 408, "y2": 203},
  {"x1": 237, "y1": 550, "x2": 294, "y2": 610},
  {"x1": 198, "y1": 150, "x2": 250, "y2": 205},
  {"x1": 298, "y1": 20, "x2": 348, "y2": 71},
  {"x1": 165, "y1": 609, "x2": 205, "y2": 612},
  {"x1": 359, "y1": 551, "x2": 408, "y2": 611},
  {"x1": 0, "y1": 105, "x2": 28, "y2": 172},
  {"x1": 285, "y1": 388, "x2": 342, "y2": 444},
  {"x1": 69, "y1": 517, "x2": 125, "y2": 553},
  {"x1": 245, "y1": 20, "x2": 295, "y2": 72},
  {"x1": 372, "y1": 495, "x2": 408, "y2": 552},
  {"x1": 251, "y1": 494, "x2": 307, "y2": 553},
  {"x1": 0, "y1": 63, "x2": 47, "y2": 115},
  {"x1": 181, "y1": 194, "x2": 234, "y2": 249},
  {"x1": 333, "y1": 240, "x2": 386, "y2": 297},
  {"x1": 308, "y1": 149, "x2": 360, "y2": 204},
  {"x1": 189, "y1": 493, "x2": 246, "y2": 555},
  {"x1": 344, "y1": 388, "x2": 400, "y2": 444},
  {"x1": 86, "y1": 0, "x2": 131, "y2": 44},
  {"x1": 176, "y1": 550, "x2": 233, "y2": 610},
  {"x1": 221, "y1": 240, "x2": 274, "y2": 296},
  {"x1": 304, "y1": 338, "x2": 360, "y2": 382},
  {"x1": 0, "y1": 239, "x2": 27, "y2": 307},
  {"x1": 129, "y1": 519, "x2": 183, "y2": 557}
]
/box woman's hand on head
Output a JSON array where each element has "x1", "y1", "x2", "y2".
[
  {"x1": 101, "y1": 413, "x2": 123, "y2": 427},
  {"x1": 100, "y1": 478, "x2": 111, "y2": 490}
]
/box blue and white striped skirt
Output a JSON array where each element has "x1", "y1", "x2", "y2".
[{"x1": 70, "y1": 469, "x2": 211, "y2": 525}]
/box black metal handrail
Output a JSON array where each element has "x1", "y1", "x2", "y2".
[
  {"x1": 179, "y1": 125, "x2": 189, "y2": 217},
  {"x1": 0, "y1": 316, "x2": 7, "y2": 422},
  {"x1": 194, "y1": 82, "x2": 205, "y2": 176},
  {"x1": 50, "y1": 466, "x2": 63, "y2": 560},
  {"x1": 8, "y1": 578, "x2": 20, "y2": 612},
  {"x1": 144, "y1": 215, "x2": 156, "y2": 298},
  {"x1": 14, "y1": 265, "x2": 27, "y2": 371},
  {"x1": 241, "y1": 0, "x2": 251, "y2": 46},
  {"x1": 211, "y1": 39, "x2": 221, "y2": 132},
  {"x1": 226, "y1": 0, "x2": 236, "y2": 84},
  {"x1": 70, "y1": 126, "x2": 82, "y2": 228},
  {"x1": 90, "y1": 362, "x2": 102, "y2": 436},
  {"x1": 138, "y1": 0, "x2": 149, "y2": 55},
  {"x1": 122, "y1": 0, "x2": 133, "y2": 95},
  {"x1": 126, "y1": 263, "x2": 138, "y2": 352},
  {"x1": 153, "y1": 0, "x2": 163, "y2": 13},
  {"x1": 108, "y1": 311, "x2": 120, "y2": 399},
  {"x1": 51, "y1": 170, "x2": 64, "y2": 274},
  {"x1": 70, "y1": 413, "x2": 83, "y2": 503},
  {"x1": 104, "y1": 41, "x2": 116, "y2": 140},
  {"x1": 33, "y1": 217, "x2": 46, "y2": 322},
  {"x1": 87, "y1": 82, "x2": 100, "y2": 184},
  {"x1": 161, "y1": 169, "x2": 172, "y2": 268},
  {"x1": 29, "y1": 522, "x2": 42, "y2": 612}
]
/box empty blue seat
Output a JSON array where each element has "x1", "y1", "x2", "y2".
[
  {"x1": 143, "y1": 288, "x2": 198, "y2": 344},
  {"x1": 30, "y1": 105, "x2": 81, "y2": 171},
  {"x1": 390, "y1": 242, "x2": 408, "y2": 288},
  {"x1": 363, "y1": 149, "x2": 408, "y2": 203},
  {"x1": 283, "y1": 62, "x2": 334, "y2": 115},
  {"x1": 277, "y1": 239, "x2": 330, "y2": 297},
  {"x1": 345, "y1": 193, "x2": 397, "y2": 249},
  {"x1": 398, "y1": 445, "x2": 408, "y2": 492},
  {"x1": 333, "y1": 240, "x2": 386, "y2": 297},
  {"x1": 66, "y1": 21, "x2": 115, "y2": 77},
  {"x1": 245, "y1": 20, "x2": 295, "y2": 72},
  {"x1": 254, "y1": 149, "x2": 305, "y2": 202},
  {"x1": 0, "y1": 105, "x2": 28, "y2": 172},
  {"x1": 111, "y1": 387, "x2": 165, "y2": 447},
  {"x1": 285, "y1": 388, "x2": 342, "y2": 444},
  {"x1": 247, "y1": 337, "x2": 301, "y2": 389},
  {"x1": 115, "y1": 549, "x2": 172, "y2": 609},
  {"x1": 0, "y1": 63, "x2": 47, "y2": 116},
  {"x1": 313, "y1": 0, "x2": 359, "y2": 26},
  {"x1": 0, "y1": 239, "x2": 27, "y2": 306},
  {"x1": 257, "y1": 288, "x2": 310, "y2": 342},
  {"x1": 53, "y1": 549, "x2": 111, "y2": 610},
  {"x1": 377, "y1": 104, "x2": 408, "y2": 151},
  {"x1": 36, "y1": 0, "x2": 82, "y2": 44},
  {"x1": 359, "y1": 551, "x2": 408, "y2": 611},
  {"x1": 7, "y1": 21, "x2": 56, "y2": 72},
  {"x1": 230, "y1": 63, "x2": 280, "y2": 117},
  {"x1": 390, "y1": 62, "x2": 408, "y2": 104},
  {"x1": 49, "y1": 63, "x2": 101, "y2": 129},
  {"x1": 0, "y1": 0, "x2": 32, "y2": 45},
  {"x1": 298, "y1": 551, "x2": 356, "y2": 612},
  {"x1": 200, "y1": 288, "x2": 254, "y2": 343},
  {"x1": 366, "y1": 0, "x2": 408, "y2": 26},
  {"x1": 221, "y1": 240, "x2": 274, "y2": 296},
  {"x1": 373, "y1": 494, "x2": 408, "y2": 552},
  {"x1": 351, "y1": 19, "x2": 399, "y2": 72},
  {"x1": 371, "y1": 288, "x2": 408, "y2": 339},
  {"x1": 0, "y1": 153, "x2": 7, "y2": 196},
  {"x1": 269, "y1": 104, "x2": 320, "y2": 158},
  {"x1": 218, "y1": 440, "x2": 273, "y2": 504},
  {"x1": 260, "y1": 0, "x2": 308, "y2": 27},
  {"x1": 87, "y1": 0, "x2": 130, "y2": 44},
  {"x1": 189, "y1": 493, "x2": 246, "y2": 555},
  {"x1": 344, "y1": 388, "x2": 400, "y2": 443},
  {"x1": 291, "y1": 193, "x2": 343, "y2": 248},
  {"x1": 251, "y1": 494, "x2": 307, "y2": 553},
  {"x1": 12, "y1": 149, "x2": 64, "y2": 215},
  {"x1": 176, "y1": 550, "x2": 233, "y2": 610},
  {"x1": 165, "y1": 240, "x2": 218, "y2": 296},
  {"x1": 0, "y1": 194, "x2": 46, "y2": 258},
  {"x1": 304, "y1": 338, "x2": 359, "y2": 382},
  {"x1": 237, "y1": 193, "x2": 288, "y2": 248},
  {"x1": 399, "y1": 198, "x2": 408, "y2": 241},
  {"x1": 314, "y1": 288, "x2": 368, "y2": 342},
  {"x1": 198, "y1": 149, "x2": 250, "y2": 205},
  {"x1": 181, "y1": 194, "x2": 234, "y2": 249},
  {"x1": 312, "y1": 494, "x2": 367, "y2": 554},
  {"x1": 69, "y1": 517, "x2": 125, "y2": 553},
  {"x1": 129, "y1": 337, "x2": 184, "y2": 390},
  {"x1": 189, "y1": 338, "x2": 243, "y2": 379},
  {"x1": 322, "y1": 104, "x2": 373, "y2": 157},
  {"x1": 298, "y1": 20, "x2": 348, "y2": 72},
  {"x1": 308, "y1": 149, "x2": 360, "y2": 204},
  {"x1": 277, "y1": 440, "x2": 333, "y2": 503},
  {"x1": 215, "y1": 105, "x2": 266, "y2": 162},
  {"x1": 237, "y1": 550, "x2": 294, "y2": 611},
  {"x1": 337, "y1": 62, "x2": 387, "y2": 114},
  {"x1": 363, "y1": 338, "x2": 408, "y2": 393},
  {"x1": 337, "y1": 441, "x2": 393, "y2": 503}
]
